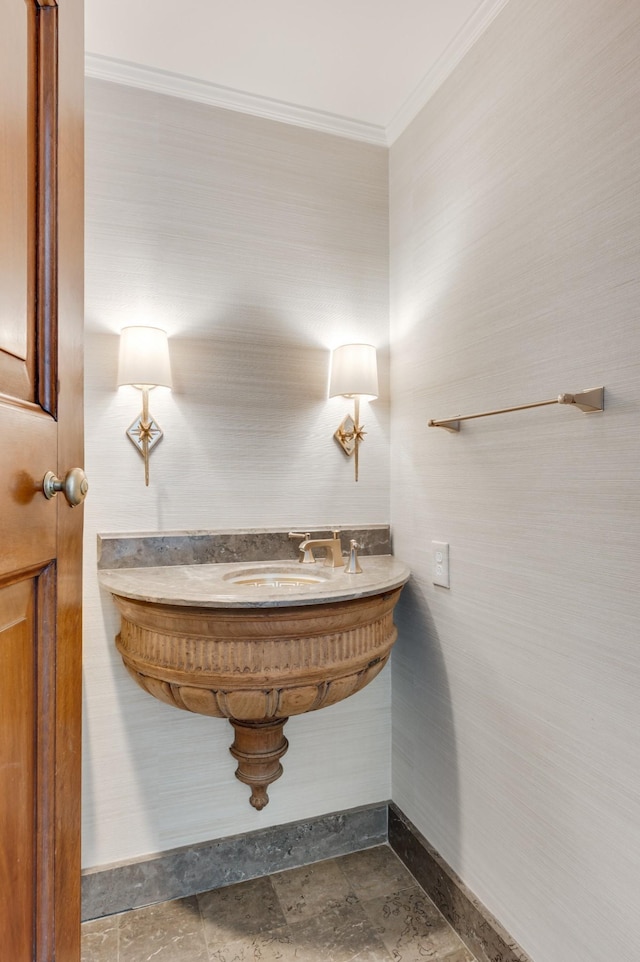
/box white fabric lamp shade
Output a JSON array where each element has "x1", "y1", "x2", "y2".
[
  {"x1": 118, "y1": 326, "x2": 172, "y2": 389},
  {"x1": 329, "y1": 343, "x2": 378, "y2": 399}
]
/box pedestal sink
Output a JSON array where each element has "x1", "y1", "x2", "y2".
[{"x1": 99, "y1": 555, "x2": 409, "y2": 810}]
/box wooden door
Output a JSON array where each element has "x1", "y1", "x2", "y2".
[{"x1": 0, "y1": 0, "x2": 84, "y2": 959}]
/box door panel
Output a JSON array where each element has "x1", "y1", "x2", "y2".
[
  {"x1": 0, "y1": 403, "x2": 57, "y2": 574},
  {"x1": 0, "y1": 566, "x2": 57, "y2": 960},
  {"x1": 0, "y1": 0, "x2": 58, "y2": 413},
  {"x1": 0, "y1": 0, "x2": 33, "y2": 400},
  {"x1": 0, "y1": 579, "x2": 36, "y2": 961}
]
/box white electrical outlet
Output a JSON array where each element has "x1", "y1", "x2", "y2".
[{"x1": 432, "y1": 541, "x2": 450, "y2": 588}]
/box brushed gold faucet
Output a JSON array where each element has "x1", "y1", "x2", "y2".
[{"x1": 290, "y1": 530, "x2": 344, "y2": 567}]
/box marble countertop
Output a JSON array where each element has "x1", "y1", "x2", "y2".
[{"x1": 98, "y1": 555, "x2": 410, "y2": 609}]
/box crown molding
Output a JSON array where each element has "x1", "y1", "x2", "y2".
[
  {"x1": 86, "y1": 0, "x2": 510, "y2": 148},
  {"x1": 386, "y1": 0, "x2": 512, "y2": 143},
  {"x1": 84, "y1": 53, "x2": 388, "y2": 147}
]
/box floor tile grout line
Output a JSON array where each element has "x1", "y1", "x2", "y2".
[
  {"x1": 195, "y1": 891, "x2": 212, "y2": 962},
  {"x1": 267, "y1": 870, "x2": 290, "y2": 928},
  {"x1": 383, "y1": 848, "x2": 481, "y2": 962}
]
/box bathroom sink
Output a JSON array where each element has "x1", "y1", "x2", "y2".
[
  {"x1": 100, "y1": 554, "x2": 409, "y2": 810},
  {"x1": 222, "y1": 563, "x2": 330, "y2": 588},
  {"x1": 98, "y1": 555, "x2": 408, "y2": 607}
]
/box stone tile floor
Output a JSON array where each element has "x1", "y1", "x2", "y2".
[{"x1": 82, "y1": 845, "x2": 477, "y2": 962}]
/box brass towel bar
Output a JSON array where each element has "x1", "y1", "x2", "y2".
[{"x1": 428, "y1": 387, "x2": 604, "y2": 432}]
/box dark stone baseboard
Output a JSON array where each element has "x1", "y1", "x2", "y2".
[
  {"x1": 83, "y1": 800, "x2": 534, "y2": 962},
  {"x1": 388, "y1": 803, "x2": 533, "y2": 962},
  {"x1": 82, "y1": 802, "x2": 388, "y2": 921}
]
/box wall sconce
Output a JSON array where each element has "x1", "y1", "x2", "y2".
[
  {"x1": 117, "y1": 326, "x2": 172, "y2": 486},
  {"x1": 329, "y1": 343, "x2": 378, "y2": 482}
]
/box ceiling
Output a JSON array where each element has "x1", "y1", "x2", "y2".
[{"x1": 84, "y1": 0, "x2": 508, "y2": 144}]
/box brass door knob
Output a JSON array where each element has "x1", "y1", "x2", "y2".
[{"x1": 43, "y1": 467, "x2": 89, "y2": 507}]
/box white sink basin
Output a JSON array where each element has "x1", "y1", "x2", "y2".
[{"x1": 223, "y1": 563, "x2": 331, "y2": 588}]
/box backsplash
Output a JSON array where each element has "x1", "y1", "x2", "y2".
[{"x1": 97, "y1": 525, "x2": 392, "y2": 570}]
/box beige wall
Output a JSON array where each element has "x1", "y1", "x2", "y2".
[
  {"x1": 83, "y1": 79, "x2": 390, "y2": 867},
  {"x1": 389, "y1": 1, "x2": 640, "y2": 960}
]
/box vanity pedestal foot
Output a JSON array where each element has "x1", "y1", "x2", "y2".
[{"x1": 229, "y1": 718, "x2": 289, "y2": 810}]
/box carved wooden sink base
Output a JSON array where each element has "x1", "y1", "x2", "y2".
[
  {"x1": 113, "y1": 588, "x2": 402, "y2": 808},
  {"x1": 229, "y1": 719, "x2": 289, "y2": 810}
]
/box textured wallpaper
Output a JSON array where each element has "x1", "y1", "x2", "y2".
[
  {"x1": 390, "y1": 1, "x2": 640, "y2": 961},
  {"x1": 83, "y1": 80, "x2": 390, "y2": 867}
]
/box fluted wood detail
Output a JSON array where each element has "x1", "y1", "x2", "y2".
[{"x1": 113, "y1": 588, "x2": 402, "y2": 807}]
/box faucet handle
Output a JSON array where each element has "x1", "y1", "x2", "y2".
[
  {"x1": 288, "y1": 531, "x2": 314, "y2": 564},
  {"x1": 345, "y1": 539, "x2": 362, "y2": 574}
]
